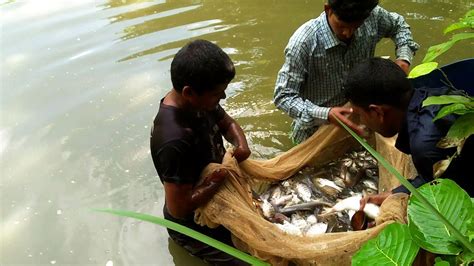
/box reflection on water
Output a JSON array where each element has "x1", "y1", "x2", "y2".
[{"x1": 1, "y1": 0, "x2": 472, "y2": 265}]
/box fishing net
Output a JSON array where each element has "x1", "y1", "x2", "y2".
[{"x1": 194, "y1": 123, "x2": 415, "y2": 266}]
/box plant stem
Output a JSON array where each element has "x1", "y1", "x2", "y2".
[{"x1": 336, "y1": 118, "x2": 474, "y2": 253}]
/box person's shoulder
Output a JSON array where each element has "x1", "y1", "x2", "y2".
[
  {"x1": 289, "y1": 13, "x2": 325, "y2": 44},
  {"x1": 150, "y1": 106, "x2": 195, "y2": 151},
  {"x1": 370, "y1": 5, "x2": 391, "y2": 16}
]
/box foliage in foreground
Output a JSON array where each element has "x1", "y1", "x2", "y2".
[
  {"x1": 408, "y1": 9, "x2": 474, "y2": 79},
  {"x1": 94, "y1": 209, "x2": 270, "y2": 266},
  {"x1": 422, "y1": 94, "x2": 474, "y2": 177}
]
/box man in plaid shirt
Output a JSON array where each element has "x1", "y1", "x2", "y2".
[{"x1": 274, "y1": 0, "x2": 419, "y2": 144}]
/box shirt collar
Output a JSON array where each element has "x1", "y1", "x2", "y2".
[
  {"x1": 395, "y1": 118, "x2": 410, "y2": 154},
  {"x1": 320, "y1": 12, "x2": 340, "y2": 50}
]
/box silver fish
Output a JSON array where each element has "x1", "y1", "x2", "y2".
[
  {"x1": 320, "y1": 194, "x2": 380, "y2": 219},
  {"x1": 275, "y1": 220, "x2": 302, "y2": 236},
  {"x1": 305, "y1": 222, "x2": 328, "y2": 237},
  {"x1": 279, "y1": 200, "x2": 333, "y2": 215}
]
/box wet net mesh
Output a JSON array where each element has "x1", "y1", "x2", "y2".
[{"x1": 194, "y1": 123, "x2": 416, "y2": 266}]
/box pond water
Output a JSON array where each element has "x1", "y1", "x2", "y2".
[{"x1": 1, "y1": 0, "x2": 472, "y2": 265}]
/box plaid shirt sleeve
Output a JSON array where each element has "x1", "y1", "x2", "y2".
[
  {"x1": 273, "y1": 27, "x2": 331, "y2": 128},
  {"x1": 373, "y1": 6, "x2": 420, "y2": 63}
]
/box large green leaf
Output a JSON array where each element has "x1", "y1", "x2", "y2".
[
  {"x1": 422, "y1": 42, "x2": 455, "y2": 63},
  {"x1": 433, "y1": 103, "x2": 471, "y2": 121},
  {"x1": 451, "y1": 32, "x2": 474, "y2": 42},
  {"x1": 444, "y1": 21, "x2": 474, "y2": 34},
  {"x1": 408, "y1": 62, "x2": 438, "y2": 78},
  {"x1": 408, "y1": 179, "x2": 473, "y2": 255},
  {"x1": 423, "y1": 95, "x2": 472, "y2": 107},
  {"x1": 422, "y1": 33, "x2": 474, "y2": 63},
  {"x1": 446, "y1": 112, "x2": 474, "y2": 140},
  {"x1": 352, "y1": 223, "x2": 419, "y2": 266},
  {"x1": 444, "y1": 9, "x2": 474, "y2": 34},
  {"x1": 94, "y1": 209, "x2": 270, "y2": 266}
]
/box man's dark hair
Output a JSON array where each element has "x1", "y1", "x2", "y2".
[
  {"x1": 328, "y1": 0, "x2": 379, "y2": 22},
  {"x1": 171, "y1": 39, "x2": 235, "y2": 94},
  {"x1": 344, "y1": 58, "x2": 413, "y2": 109}
]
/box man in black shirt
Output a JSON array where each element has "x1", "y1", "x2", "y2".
[
  {"x1": 343, "y1": 58, "x2": 473, "y2": 205},
  {"x1": 150, "y1": 40, "x2": 251, "y2": 265}
]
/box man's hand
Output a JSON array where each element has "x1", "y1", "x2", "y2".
[
  {"x1": 206, "y1": 168, "x2": 229, "y2": 184},
  {"x1": 233, "y1": 145, "x2": 251, "y2": 163},
  {"x1": 359, "y1": 191, "x2": 392, "y2": 210},
  {"x1": 328, "y1": 107, "x2": 366, "y2": 136},
  {"x1": 395, "y1": 59, "x2": 410, "y2": 75}
]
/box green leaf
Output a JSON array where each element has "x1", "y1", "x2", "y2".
[
  {"x1": 423, "y1": 42, "x2": 456, "y2": 63},
  {"x1": 422, "y1": 33, "x2": 474, "y2": 63},
  {"x1": 437, "y1": 255, "x2": 458, "y2": 265},
  {"x1": 433, "y1": 103, "x2": 471, "y2": 121},
  {"x1": 408, "y1": 62, "x2": 439, "y2": 78},
  {"x1": 94, "y1": 209, "x2": 270, "y2": 266},
  {"x1": 408, "y1": 179, "x2": 473, "y2": 255},
  {"x1": 436, "y1": 136, "x2": 464, "y2": 149},
  {"x1": 352, "y1": 223, "x2": 419, "y2": 266},
  {"x1": 467, "y1": 214, "x2": 474, "y2": 242},
  {"x1": 444, "y1": 9, "x2": 474, "y2": 33},
  {"x1": 451, "y1": 32, "x2": 474, "y2": 42},
  {"x1": 446, "y1": 113, "x2": 474, "y2": 140},
  {"x1": 422, "y1": 95, "x2": 472, "y2": 107},
  {"x1": 466, "y1": 9, "x2": 474, "y2": 18},
  {"x1": 458, "y1": 250, "x2": 474, "y2": 265},
  {"x1": 433, "y1": 158, "x2": 453, "y2": 179},
  {"x1": 434, "y1": 257, "x2": 450, "y2": 266},
  {"x1": 444, "y1": 21, "x2": 473, "y2": 34}
]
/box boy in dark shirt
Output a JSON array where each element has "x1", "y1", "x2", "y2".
[
  {"x1": 150, "y1": 39, "x2": 251, "y2": 265},
  {"x1": 343, "y1": 57, "x2": 473, "y2": 207}
]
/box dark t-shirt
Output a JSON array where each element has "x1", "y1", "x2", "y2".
[
  {"x1": 150, "y1": 100, "x2": 226, "y2": 184},
  {"x1": 150, "y1": 99, "x2": 226, "y2": 221},
  {"x1": 393, "y1": 86, "x2": 473, "y2": 196}
]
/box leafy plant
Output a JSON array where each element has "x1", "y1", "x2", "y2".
[
  {"x1": 406, "y1": 8, "x2": 474, "y2": 179},
  {"x1": 408, "y1": 9, "x2": 474, "y2": 79},
  {"x1": 94, "y1": 209, "x2": 270, "y2": 266},
  {"x1": 422, "y1": 95, "x2": 474, "y2": 177},
  {"x1": 352, "y1": 223, "x2": 419, "y2": 266}
]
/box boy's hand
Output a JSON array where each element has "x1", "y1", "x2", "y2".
[
  {"x1": 207, "y1": 168, "x2": 229, "y2": 183},
  {"x1": 233, "y1": 145, "x2": 251, "y2": 162},
  {"x1": 328, "y1": 107, "x2": 367, "y2": 137},
  {"x1": 395, "y1": 59, "x2": 410, "y2": 75}
]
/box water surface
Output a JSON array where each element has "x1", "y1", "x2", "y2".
[{"x1": 1, "y1": 0, "x2": 472, "y2": 265}]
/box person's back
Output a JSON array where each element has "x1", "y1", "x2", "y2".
[{"x1": 273, "y1": 0, "x2": 419, "y2": 143}]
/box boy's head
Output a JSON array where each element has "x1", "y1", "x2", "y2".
[
  {"x1": 325, "y1": 0, "x2": 378, "y2": 41},
  {"x1": 171, "y1": 39, "x2": 235, "y2": 94},
  {"x1": 344, "y1": 57, "x2": 413, "y2": 137}
]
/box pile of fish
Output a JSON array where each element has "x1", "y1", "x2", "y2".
[{"x1": 254, "y1": 150, "x2": 380, "y2": 237}]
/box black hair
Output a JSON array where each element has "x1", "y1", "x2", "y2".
[
  {"x1": 328, "y1": 0, "x2": 379, "y2": 22},
  {"x1": 344, "y1": 58, "x2": 413, "y2": 109},
  {"x1": 170, "y1": 39, "x2": 235, "y2": 94}
]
